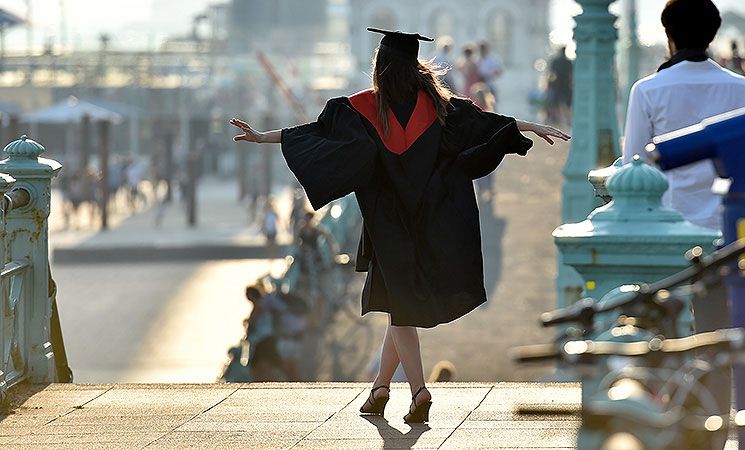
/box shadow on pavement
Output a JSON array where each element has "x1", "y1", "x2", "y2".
[
  {"x1": 361, "y1": 415, "x2": 433, "y2": 449},
  {"x1": 1, "y1": 382, "x2": 49, "y2": 415}
]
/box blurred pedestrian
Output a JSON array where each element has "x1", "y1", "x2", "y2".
[
  {"x1": 295, "y1": 211, "x2": 338, "y2": 327},
  {"x1": 245, "y1": 284, "x2": 274, "y2": 353},
  {"x1": 458, "y1": 43, "x2": 480, "y2": 100},
  {"x1": 272, "y1": 291, "x2": 309, "y2": 381},
  {"x1": 125, "y1": 158, "x2": 147, "y2": 211},
  {"x1": 244, "y1": 283, "x2": 309, "y2": 381},
  {"x1": 220, "y1": 346, "x2": 250, "y2": 382},
  {"x1": 726, "y1": 40, "x2": 744, "y2": 75},
  {"x1": 470, "y1": 83, "x2": 498, "y2": 204},
  {"x1": 476, "y1": 40, "x2": 504, "y2": 109},
  {"x1": 249, "y1": 336, "x2": 285, "y2": 381},
  {"x1": 290, "y1": 188, "x2": 309, "y2": 235},
  {"x1": 261, "y1": 198, "x2": 279, "y2": 246},
  {"x1": 433, "y1": 36, "x2": 457, "y2": 91},
  {"x1": 296, "y1": 212, "x2": 337, "y2": 266},
  {"x1": 545, "y1": 45, "x2": 573, "y2": 127}
]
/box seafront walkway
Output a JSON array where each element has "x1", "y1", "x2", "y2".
[
  {"x1": 3, "y1": 382, "x2": 737, "y2": 449},
  {"x1": 2, "y1": 382, "x2": 587, "y2": 449}
]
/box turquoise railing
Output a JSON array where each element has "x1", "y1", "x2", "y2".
[{"x1": 0, "y1": 136, "x2": 62, "y2": 400}]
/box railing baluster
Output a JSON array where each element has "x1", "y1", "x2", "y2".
[{"x1": 0, "y1": 135, "x2": 61, "y2": 392}]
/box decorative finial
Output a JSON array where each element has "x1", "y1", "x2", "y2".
[
  {"x1": 607, "y1": 156, "x2": 668, "y2": 199},
  {"x1": 3, "y1": 135, "x2": 46, "y2": 159}
]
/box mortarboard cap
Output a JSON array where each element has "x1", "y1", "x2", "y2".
[{"x1": 367, "y1": 27, "x2": 434, "y2": 60}]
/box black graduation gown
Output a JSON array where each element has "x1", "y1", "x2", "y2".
[{"x1": 281, "y1": 89, "x2": 532, "y2": 328}]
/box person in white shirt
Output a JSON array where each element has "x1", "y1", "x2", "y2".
[{"x1": 623, "y1": 0, "x2": 745, "y2": 232}]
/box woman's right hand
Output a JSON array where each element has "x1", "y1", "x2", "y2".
[{"x1": 230, "y1": 118, "x2": 265, "y2": 143}]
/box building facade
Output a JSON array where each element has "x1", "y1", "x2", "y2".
[
  {"x1": 229, "y1": 0, "x2": 329, "y2": 54},
  {"x1": 348, "y1": 0, "x2": 551, "y2": 117}
]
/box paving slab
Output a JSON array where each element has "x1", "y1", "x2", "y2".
[
  {"x1": 9, "y1": 431, "x2": 165, "y2": 446},
  {"x1": 144, "y1": 430, "x2": 304, "y2": 449},
  {"x1": 441, "y1": 427, "x2": 577, "y2": 449},
  {"x1": 294, "y1": 436, "x2": 449, "y2": 449},
  {"x1": 81, "y1": 386, "x2": 236, "y2": 411},
  {"x1": 37, "y1": 414, "x2": 196, "y2": 432},
  {"x1": 11, "y1": 388, "x2": 109, "y2": 411},
  {"x1": 175, "y1": 418, "x2": 322, "y2": 433}
]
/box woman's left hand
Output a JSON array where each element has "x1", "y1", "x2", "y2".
[{"x1": 527, "y1": 123, "x2": 571, "y2": 145}]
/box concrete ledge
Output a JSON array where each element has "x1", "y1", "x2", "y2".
[{"x1": 52, "y1": 245, "x2": 291, "y2": 264}]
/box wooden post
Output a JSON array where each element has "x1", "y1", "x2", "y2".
[
  {"x1": 186, "y1": 143, "x2": 202, "y2": 228},
  {"x1": 238, "y1": 144, "x2": 247, "y2": 201},
  {"x1": 98, "y1": 121, "x2": 110, "y2": 230},
  {"x1": 164, "y1": 131, "x2": 174, "y2": 203},
  {"x1": 262, "y1": 112, "x2": 276, "y2": 199},
  {"x1": 80, "y1": 114, "x2": 91, "y2": 169}
]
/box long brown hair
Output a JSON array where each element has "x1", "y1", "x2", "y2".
[{"x1": 371, "y1": 47, "x2": 453, "y2": 136}]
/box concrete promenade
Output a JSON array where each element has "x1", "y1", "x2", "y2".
[
  {"x1": 2, "y1": 382, "x2": 587, "y2": 449},
  {"x1": 3, "y1": 382, "x2": 738, "y2": 449}
]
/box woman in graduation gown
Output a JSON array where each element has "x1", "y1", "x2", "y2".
[{"x1": 230, "y1": 28, "x2": 569, "y2": 423}]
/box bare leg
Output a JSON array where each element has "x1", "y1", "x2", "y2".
[
  {"x1": 360, "y1": 320, "x2": 399, "y2": 414},
  {"x1": 389, "y1": 325, "x2": 432, "y2": 411},
  {"x1": 371, "y1": 321, "x2": 400, "y2": 399}
]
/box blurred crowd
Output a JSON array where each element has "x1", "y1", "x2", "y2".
[
  {"x1": 222, "y1": 282, "x2": 310, "y2": 382},
  {"x1": 431, "y1": 35, "x2": 573, "y2": 130},
  {"x1": 432, "y1": 37, "x2": 503, "y2": 113},
  {"x1": 221, "y1": 201, "x2": 348, "y2": 383},
  {"x1": 57, "y1": 156, "x2": 150, "y2": 230}
]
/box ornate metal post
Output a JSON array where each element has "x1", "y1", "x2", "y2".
[
  {"x1": 557, "y1": 0, "x2": 621, "y2": 308},
  {"x1": 1, "y1": 136, "x2": 61, "y2": 383},
  {"x1": 618, "y1": 0, "x2": 641, "y2": 121}
]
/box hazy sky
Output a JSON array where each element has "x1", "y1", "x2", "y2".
[
  {"x1": 552, "y1": 0, "x2": 745, "y2": 46},
  {"x1": 1, "y1": 0, "x2": 744, "y2": 52}
]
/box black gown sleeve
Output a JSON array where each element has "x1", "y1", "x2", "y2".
[
  {"x1": 441, "y1": 97, "x2": 533, "y2": 180},
  {"x1": 281, "y1": 98, "x2": 377, "y2": 210}
]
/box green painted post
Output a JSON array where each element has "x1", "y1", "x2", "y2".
[
  {"x1": 0, "y1": 172, "x2": 16, "y2": 395},
  {"x1": 558, "y1": 0, "x2": 621, "y2": 308},
  {"x1": 618, "y1": 0, "x2": 641, "y2": 123},
  {"x1": 555, "y1": 158, "x2": 719, "y2": 307},
  {"x1": 1, "y1": 136, "x2": 61, "y2": 383}
]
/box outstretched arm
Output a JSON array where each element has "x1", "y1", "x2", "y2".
[
  {"x1": 515, "y1": 119, "x2": 571, "y2": 145},
  {"x1": 230, "y1": 118, "x2": 282, "y2": 144}
]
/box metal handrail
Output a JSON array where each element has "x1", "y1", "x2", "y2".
[
  {"x1": 1, "y1": 259, "x2": 31, "y2": 279},
  {"x1": 4, "y1": 188, "x2": 30, "y2": 211}
]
